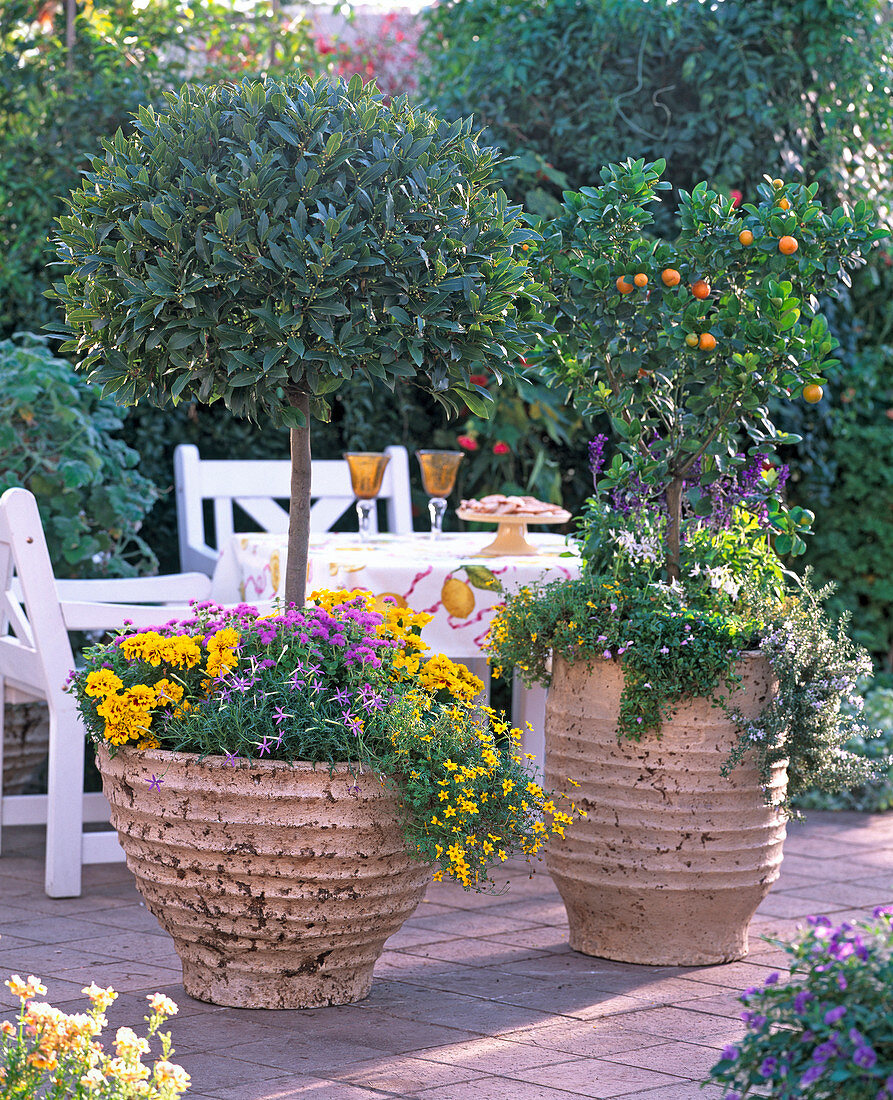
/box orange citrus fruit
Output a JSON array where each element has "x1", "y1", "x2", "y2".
[
  {"x1": 661, "y1": 268, "x2": 681, "y2": 287},
  {"x1": 691, "y1": 280, "x2": 711, "y2": 299},
  {"x1": 699, "y1": 332, "x2": 717, "y2": 351},
  {"x1": 777, "y1": 197, "x2": 791, "y2": 211},
  {"x1": 802, "y1": 384, "x2": 824, "y2": 404},
  {"x1": 616, "y1": 276, "x2": 634, "y2": 295},
  {"x1": 772, "y1": 178, "x2": 784, "y2": 189},
  {"x1": 684, "y1": 333, "x2": 699, "y2": 348},
  {"x1": 738, "y1": 229, "x2": 754, "y2": 246},
  {"x1": 779, "y1": 236, "x2": 799, "y2": 255},
  {"x1": 633, "y1": 273, "x2": 648, "y2": 288}
]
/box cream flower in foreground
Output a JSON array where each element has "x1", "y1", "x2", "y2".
[
  {"x1": 114, "y1": 1025, "x2": 151, "y2": 1058},
  {"x1": 6, "y1": 974, "x2": 47, "y2": 1000},
  {"x1": 147, "y1": 992, "x2": 178, "y2": 1016},
  {"x1": 82, "y1": 982, "x2": 118, "y2": 1011}
]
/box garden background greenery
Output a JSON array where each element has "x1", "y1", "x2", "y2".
[{"x1": 1, "y1": 0, "x2": 891, "y2": 806}]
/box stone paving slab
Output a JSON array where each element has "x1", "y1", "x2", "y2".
[{"x1": 0, "y1": 812, "x2": 891, "y2": 1099}]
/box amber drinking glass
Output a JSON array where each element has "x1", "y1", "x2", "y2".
[
  {"x1": 415, "y1": 450, "x2": 464, "y2": 539},
  {"x1": 344, "y1": 452, "x2": 391, "y2": 542}
]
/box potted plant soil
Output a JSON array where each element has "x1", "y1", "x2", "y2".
[{"x1": 487, "y1": 159, "x2": 883, "y2": 965}]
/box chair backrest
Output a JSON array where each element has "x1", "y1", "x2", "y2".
[
  {"x1": 0, "y1": 487, "x2": 215, "y2": 897},
  {"x1": 174, "y1": 443, "x2": 414, "y2": 575}
]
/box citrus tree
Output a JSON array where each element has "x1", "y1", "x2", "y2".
[
  {"x1": 534, "y1": 159, "x2": 881, "y2": 582},
  {"x1": 51, "y1": 75, "x2": 544, "y2": 603}
]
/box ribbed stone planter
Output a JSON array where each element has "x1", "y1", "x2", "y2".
[
  {"x1": 97, "y1": 746, "x2": 431, "y2": 1009},
  {"x1": 3, "y1": 702, "x2": 50, "y2": 795},
  {"x1": 544, "y1": 653, "x2": 787, "y2": 966}
]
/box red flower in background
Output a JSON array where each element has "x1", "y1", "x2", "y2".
[
  {"x1": 469, "y1": 374, "x2": 488, "y2": 386},
  {"x1": 458, "y1": 435, "x2": 478, "y2": 451},
  {"x1": 730, "y1": 189, "x2": 743, "y2": 208},
  {"x1": 492, "y1": 441, "x2": 511, "y2": 456}
]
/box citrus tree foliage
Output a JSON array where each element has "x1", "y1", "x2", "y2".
[
  {"x1": 535, "y1": 159, "x2": 881, "y2": 577},
  {"x1": 51, "y1": 74, "x2": 541, "y2": 430}
]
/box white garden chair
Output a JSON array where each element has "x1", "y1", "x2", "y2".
[
  {"x1": 173, "y1": 443, "x2": 414, "y2": 575},
  {"x1": 0, "y1": 486, "x2": 214, "y2": 897}
]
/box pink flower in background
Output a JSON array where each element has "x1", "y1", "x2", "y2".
[
  {"x1": 458, "y1": 435, "x2": 478, "y2": 451},
  {"x1": 492, "y1": 441, "x2": 511, "y2": 456},
  {"x1": 730, "y1": 189, "x2": 743, "y2": 207}
]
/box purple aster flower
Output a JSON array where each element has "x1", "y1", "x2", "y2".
[
  {"x1": 813, "y1": 1040, "x2": 837, "y2": 1062},
  {"x1": 854, "y1": 1045, "x2": 877, "y2": 1069},
  {"x1": 764, "y1": 971, "x2": 779, "y2": 985},
  {"x1": 720, "y1": 1045, "x2": 739, "y2": 1062},
  {"x1": 824, "y1": 1005, "x2": 846, "y2": 1026},
  {"x1": 794, "y1": 990, "x2": 813, "y2": 1013},
  {"x1": 799, "y1": 1064, "x2": 824, "y2": 1086},
  {"x1": 759, "y1": 1056, "x2": 777, "y2": 1078}
]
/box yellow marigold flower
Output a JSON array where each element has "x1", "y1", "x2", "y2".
[
  {"x1": 152, "y1": 678, "x2": 184, "y2": 706},
  {"x1": 124, "y1": 684, "x2": 156, "y2": 710},
  {"x1": 161, "y1": 635, "x2": 202, "y2": 669},
  {"x1": 207, "y1": 627, "x2": 240, "y2": 652},
  {"x1": 84, "y1": 669, "x2": 124, "y2": 699},
  {"x1": 6, "y1": 974, "x2": 47, "y2": 1000},
  {"x1": 147, "y1": 993, "x2": 178, "y2": 1016},
  {"x1": 443, "y1": 760, "x2": 458, "y2": 772}
]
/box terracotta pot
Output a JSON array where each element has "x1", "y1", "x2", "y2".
[
  {"x1": 544, "y1": 653, "x2": 787, "y2": 965},
  {"x1": 3, "y1": 701, "x2": 50, "y2": 795},
  {"x1": 97, "y1": 746, "x2": 430, "y2": 1009}
]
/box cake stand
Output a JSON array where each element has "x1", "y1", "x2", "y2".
[{"x1": 455, "y1": 508, "x2": 572, "y2": 557}]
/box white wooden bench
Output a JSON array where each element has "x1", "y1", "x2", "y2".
[
  {"x1": 173, "y1": 443, "x2": 414, "y2": 575},
  {"x1": 0, "y1": 487, "x2": 217, "y2": 897}
]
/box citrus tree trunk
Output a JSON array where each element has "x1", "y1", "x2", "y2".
[
  {"x1": 284, "y1": 393, "x2": 311, "y2": 607},
  {"x1": 664, "y1": 475, "x2": 684, "y2": 584}
]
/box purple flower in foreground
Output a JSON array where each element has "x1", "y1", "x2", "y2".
[
  {"x1": 800, "y1": 1064, "x2": 824, "y2": 1086},
  {"x1": 720, "y1": 1045, "x2": 739, "y2": 1062},
  {"x1": 256, "y1": 736, "x2": 273, "y2": 756},
  {"x1": 758, "y1": 1056, "x2": 777, "y2": 1078},
  {"x1": 764, "y1": 971, "x2": 779, "y2": 985},
  {"x1": 794, "y1": 990, "x2": 813, "y2": 1013},
  {"x1": 272, "y1": 706, "x2": 290, "y2": 727},
  {"x1": 824, "y1": 1005, "x2": 846, "y2": 1026},
  {"x1": 854, "y1": 1045, "x2": 878, "y2": 1069}
]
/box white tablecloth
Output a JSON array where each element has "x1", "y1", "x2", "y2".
[{"x1": 211, "y1": 531, "x2": 580, "y2": 658}]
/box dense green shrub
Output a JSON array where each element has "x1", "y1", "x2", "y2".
[
  {"x1": 0, "y1": 334, "x2": 158, "y2": 578},
  {"x1": 0, "y1": 0, "x2": 324, "y2": 339},
  {"x1": 419, "y1": 0, "x2": 893, "y2": 220}
]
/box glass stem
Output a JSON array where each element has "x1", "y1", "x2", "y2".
[
  {"x1": 356, "y1": 499, "x2": 375, "y2": 542},
  {"x1": 428, "y1": 497, "x2": 447, "y2": 539}
]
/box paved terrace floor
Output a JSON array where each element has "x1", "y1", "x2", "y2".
[{"x1": 1, "y1": 812, "x2": 892, "y2": 1100}]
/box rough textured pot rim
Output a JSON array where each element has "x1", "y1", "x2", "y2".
[{"x1": 100, "y1": 745, "x2": 380, "y2": 776}]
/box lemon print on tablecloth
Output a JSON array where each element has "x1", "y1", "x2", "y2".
[
  {"x1": 441, "y1": 577, "x2": 475, "y2": 619},
  {"x1": 270, "y1": 550, "x2": 280, "y2": 593},
  {"x1": 441, "y1": 564, "x2": 503, "y2": 620}
]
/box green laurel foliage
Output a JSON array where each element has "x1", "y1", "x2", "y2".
[{"x1": 50, "y1": 74, "x2": 545, "y2": 429}]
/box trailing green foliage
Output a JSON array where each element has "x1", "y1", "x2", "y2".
[
  {"x1": 0, "y1": 334, "x2": 158, "y2": 578},
  {"x1": 50, "y1": 74, "x2": 545, "y2": 429},
  {"x1": 709, "y1": 910, "x2": 893, "y2": 1097}
]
